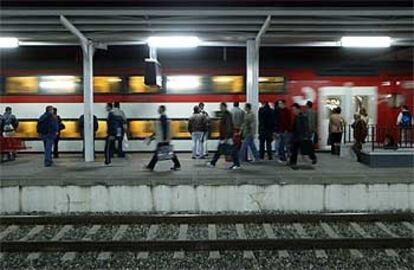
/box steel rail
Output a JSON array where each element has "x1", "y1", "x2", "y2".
[
  {"x1": 1, "y1": 238, "x2": 412, "y2": 253},
  {"x1": 1, "y1": 212, "x2": 412, "y2": 225}
]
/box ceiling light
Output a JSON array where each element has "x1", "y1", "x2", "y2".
[
  {"x1": 0, "y1": 37, "x2": 19, "y2": 48},
  {"x1": 147, "y1": 36, "x2": 200, "y2": 48},
  {"x1": 340, "y1": 36, "x2": 392, "y2": 48}
]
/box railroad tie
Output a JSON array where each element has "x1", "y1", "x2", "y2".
[
  {"x1": 98, "y1": 225, "x2": 129, "y2": 260},
  {"x1": 28, "y1": 225, "x2": 73, "y2": 261},
  {"x1": 61, "y1": 225, "x2": 102, "y2": 262},
  {"x1": 208, "y1": 224, "x2": 220, "y2": 259},
  {"x1": 137, "y1": 225, "x2": 158, "y2": 259},
  {"x1": 319, "y1": 222, "x2": 363, "y2": 258},
  {"x1": 19, "y1": 225, "x2": 44, "y2": 241},
  {"x1": 293, "y1": 223, "x2": 327, "y2": 259},
  {"x1": 173, "y1": 224, "x2": 188, "y2": 259},
  {"x1": 0, "y1": 225, "x2": 19, "y2": 241},
  {"x1": 374, "y1": 222, "x2": 400, "y2": 257},
  {"x1": 262, "y1": 223, "x2": 289, "y2": 258},
  {"x1": 235, "y1": 224, "x2": 255, "y2": 259},
  {"x1": 350, "y1": 222, "x2": 397, "y2": 257}
]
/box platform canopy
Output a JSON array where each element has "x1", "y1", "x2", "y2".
[{"x1": 1, "y1": 0, "x2": 414, "y2": 47}]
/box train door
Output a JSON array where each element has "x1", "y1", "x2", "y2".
[{"x1": 318, "y1": 86, "x2": 377, "y2": 149}]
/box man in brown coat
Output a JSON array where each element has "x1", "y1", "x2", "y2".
[
  {"x1": 207, "y1": 102, "x2": 240, "y2": 169},
  {"x1": 351, "y1": 113, "x2": 368, "y2": 162}
]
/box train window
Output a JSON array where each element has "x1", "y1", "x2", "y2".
[
  {"x1": 15, "y1": 121, "x2": 39, "y2": 138},
  {"x1": 385, "y1": 93, "x2": 405, "y2": 108},
  {"x1": 128, "y1": 120, "x2": 155, "y2": 138},
  {"x1": 166, "y1": 75, "x2": 205, "y2": 93},
  {"x1": 94, "y1": 76, "x2": 122, "y2": 93},
  {"x1": 129, "y1": 76, "x2": 161, "y2": 93},
  {"x1": 39, "y1": 76, "x2": 81, "y2": 94},
  {"x1": 211, "y1": 76, "x2": 244, "y2": 93},
  {"x1": 5, "y1": 76, "x2": 38, "y2": 94},
  {"x1": 259, "y1": 76, "x2": 285, "y2": 93}
]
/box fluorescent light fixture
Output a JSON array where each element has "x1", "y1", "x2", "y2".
[
  {"x1": 166, "y1": 75, "x2": 201, "y2": 91},
  {"x1": 0, "y1": 37, "x2": 19, "y2": 48},
  {"x1": 147, "y1": 36, "x2": 200, "y2": 48},
  {"x1": 340, "y1": 36, "x2": 392, "y2": 48}
]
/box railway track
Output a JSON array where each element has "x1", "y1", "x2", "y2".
[{"x1": 0, "y1": 212, "x2": 413, "y2": 269}]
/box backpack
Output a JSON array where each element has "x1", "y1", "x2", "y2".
[
  {"x1": 37, "y1": 115, "x2": 50, "y2": 135},
  {"x1": 400, "y1": 112, "x2": 412, "y2": 127}
]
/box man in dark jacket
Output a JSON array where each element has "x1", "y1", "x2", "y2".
[
  {"x1": 276, "y1": 100, "x2": 291, "y2": 162},
  {"x1": 207, "y1": 102, "x2": 240, "y2": 169},
  {"x1": 104, "y1": 103, "x2": 117, "y2": 165},
  {"x1": 258, "y1": 102, "x2": 274, "y2": 160},
  {"x1": 37, "y1": 105, "x2": 59, "y2": 167},
  {"x1": 351, "y1": 113, "x2": 367, "y2": 162},
  {"x1": 78, "y1": 114, "x2": 99, "y2": 158},
  {"x1": 289, "y1": 103, "x2": 317, "y2": 166},
  {"x1": 188, "y1": 106, "x2": 208, "y2": 159}
]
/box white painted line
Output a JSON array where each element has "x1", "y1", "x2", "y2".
[
  {"x1": 19, "y1": 225, "x2": 44, "y2": 241},
  {"x1": 320, "y1": 222, "x2": 363, "y2": 258},
  {"x1": 137, "y1": 225, "x2": 159, "y2": 259},
  {"x1": 173, "y1": 224, "x2": 188, "y2": 259},
  {"x1": 293, "y1": 223, "x2": 327, "y2": 258},
  {"x1": 28, "y1": 225, "x2": 73, "y2": 261},
  {"x1": 0, "y1": 225, "x2": 18, "y2": 240},
  {"x1": 98, "y1": 225, "x2": 129, "y2": 260},
  {"x1": 61, "y1": 225, "x2": 102, "y2": 262},
  {"x1": 208, "y1": 224, "x2": 220, "y2": 259},
  {"x1": 263, "y1": 223, "x2": 289, "y2": 258},
  {"x1": 236, "y1": 224, "x2": 255, "y2": 259}
]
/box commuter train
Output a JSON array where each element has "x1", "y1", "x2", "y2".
[{"x1": 0, "y1": 67, "x2": 413, "y2": 152}]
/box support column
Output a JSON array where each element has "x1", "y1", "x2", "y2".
[
  {"x1": 246, "y1": 39, "x2": 260, "y2": 115},
  {"x1": 82, "y1": 42, "x2": 95, "y2": 162}
]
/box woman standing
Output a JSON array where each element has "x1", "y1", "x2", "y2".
[{"x1": 328, "y1": 107, "x2": 345, "y2": 155}]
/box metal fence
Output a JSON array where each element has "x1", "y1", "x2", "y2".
[{"x1": 343, "y1": 125, "x2": 413, "y2": 151}]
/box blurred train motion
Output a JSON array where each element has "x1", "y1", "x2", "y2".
[{"x1": 0, "y1": 67, "x2": 413, "y2": 152}]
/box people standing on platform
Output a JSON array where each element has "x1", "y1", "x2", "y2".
[
  {"x1": 78, "y1": 113, "x2": 99, "y2": 158},
  {"x1": 112, "y1": 102, "x2": 127, "y2": 158},
  {"x1": 104, "y1": 103, "x2": 117, "y2": 165},
  {"x1": 272, "y1": 100, "x2": 280, "y2": 155},
  {"x1": 351, "y1": 113, "x2": 368, "y2": 162},
  {"x1": 258, "y1": 102, "x2": 274, "y2": 160},
  {"x1": 239, "y1": 103, "x2": 259, "y2": 162},
  {"x1": 396, "y1": 105, "x2": 413, "y2": 146},
  {"x1": 199, "y1": 102, "x2": 210, "y2": 157},
  {"x1": 276, "y1": 100, "x2": 291, "y2": 163},
  {"x1": 304, "y1": 101, "x2": 318, "y2": 145},
  {"x1": 188, "y1": 105, "x2": 208, "y2": 159},
  {"x1": 52, "y1": 108, "x2": 65, "y2": 158},
  {"x1": 145, "y1": 105, "x2": 181, "y2": 171},
  {"x1": 288, "y1": 103, "x2": 317, "y2": 166},
  {"x1": 207, "y1": 102, "x2": 240, "y2": 170},
  {"x1": 328, "y1": 107, "x2": 345, "y2": 155},
  {"x1": 1, "y1": 106, "x2": 19, "y2": 160},
  {"x1": 37, "y1": 105, "x2": 59, "y2": 167}
]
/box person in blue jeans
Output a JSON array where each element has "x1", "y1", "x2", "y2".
[
  {"x1": 37, "y1": 106, "x2": 59, "y2": 167},
  {"x1": 239, "y1": 103, "x2": 259, "y2": 162}
]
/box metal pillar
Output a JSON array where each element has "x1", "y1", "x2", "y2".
[
  {"x1": 246, "y1": 39, "x2": 259, "y2": 114},
  {"x1": 149, "y1": 46, "x2": 157, "y2": 60},
  {"x1": 82, "y1": 42, "x2": 95, "y2": 162}
]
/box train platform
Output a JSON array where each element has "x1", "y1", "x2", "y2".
[{"x1": 1, "y1": 153, "x2": 413, "y2": 213}]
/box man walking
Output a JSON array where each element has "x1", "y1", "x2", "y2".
[
  {"x1": 199, "y1": 102, "x2": 210, "y2": 157},
  {"x1": 146, "y1": 105, "x2": 181, "y2": 171},
  {"x1": 37, "y1": 106, "x2": 59, "y2": 167},
  {"x1": 188, "y1": 106, "x2": 208, "y2": 159},
  {"x1": 104, "y1": 103, "x2": 117, "y2": 165},
  {"x1": 304, "y1": 101, "x2": 318, "y2": 145},
  {"x1": 288, "y1": 103, "x2": 317, "y2": 166},
  {"x1": 112, "y1": 102, "x2": 127, "y2": 157},
  {"x1": 207, "y1": 103, "x2": 240, "y2": 170},
  {"x1": 258, "y1": 102, "x2": 274, "y2": 160},
  {"x1": 239, "y1": 103, "x2": 259, "y2": 162},
  {"x1": 276, "y1": 100, "x2": 291, "y2": 163}
]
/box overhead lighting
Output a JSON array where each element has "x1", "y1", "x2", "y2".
[
  {"x1": 340, "y1": 36, "x2": 392, "y2": 48},
  {"x1": 0, "y1": 37, "x2": 19, "y2": 48},
  {"x1": 147, "y1": 36, "x2": 200, "y2": 48}
]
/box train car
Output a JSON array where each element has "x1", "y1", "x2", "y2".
[{"x1": 1, "y1": 46, "x2": 413, "y2": 153}]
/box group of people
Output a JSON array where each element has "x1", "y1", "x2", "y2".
[{"x1": 199, "y1": 101, "x2": 318, "y2": 170}]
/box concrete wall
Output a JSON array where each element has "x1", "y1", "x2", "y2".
[{"x1": 1, "y1": 184, "x2": 413, "y2": 213}]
